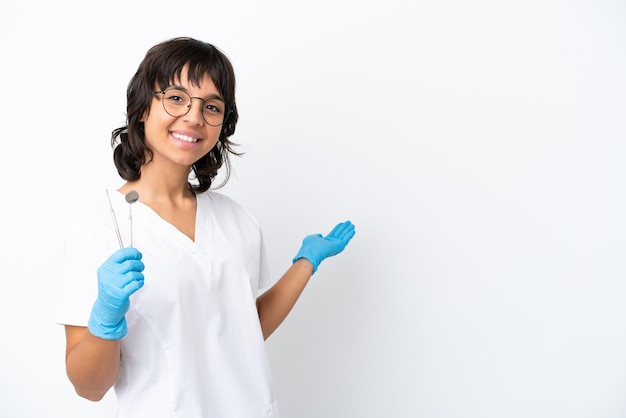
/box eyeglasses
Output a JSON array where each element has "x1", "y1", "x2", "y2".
[{"x1": 154, "y1": 88, "x2": 230, "y2": 126}]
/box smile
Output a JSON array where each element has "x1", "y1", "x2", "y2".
[{"x1": 172, "y1": 132, "x2": 200, "y2": 143}]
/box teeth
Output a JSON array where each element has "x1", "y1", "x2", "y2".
[{"x1": 172, "y1": 132, "x2": 199, "y2": 143}]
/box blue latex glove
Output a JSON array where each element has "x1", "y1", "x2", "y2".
[
  {"x1": 88, "y1": 247, "x2": 145, "y2": 340},
  {"x1": 292, "y1": 220, "x2": 356, "y2": 274}
]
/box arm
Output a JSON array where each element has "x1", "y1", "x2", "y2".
[
  {"x1": 257, "y1": 221, "x2": 355, "y2": 340},
  {"x1": 64, "y1": 247, "x2": 145, "y2": 400},
  {"x1": 64, "y1": 326, "x2": 121, "y2": 401},
  {"x1": 257, "y1": 259, "x2": 314, "y2": 340}
]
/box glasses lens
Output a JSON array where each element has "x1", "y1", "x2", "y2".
[
  {"x1": 201, "y1": 98, "x2": 227, "y2": 126},
  {"x1": 162, "y1": 89, "x2": 191, "y2": 117}
]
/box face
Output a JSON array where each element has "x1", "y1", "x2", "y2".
[{"x1": 142, "y1": 70, "x2": 224, "y2": 171}]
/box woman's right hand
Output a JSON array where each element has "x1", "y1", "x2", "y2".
[{"x1": 88, "y1": 247, "x2": 145, "y2": 340}]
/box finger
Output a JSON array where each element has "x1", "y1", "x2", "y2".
[
  {"x1": 106, "y1": 247, "x2": 143, "y2": 264},
  {"x1": 105, "y1": 260, "x2": 144, "y2": 280},
  {"x1": 326, "y1": 223, "x2": 344, "y2": 237},
  {"x1": 327, "y1": 221, "x2": 352, "y2": 239},
  {"x1": 339, "y1": 225, "x2": 355, "y2": 243},
  {"x1": 120, "y1": 259, "x2": 145, "y2": 274},
  {"x1": 123, "y1": 275, "x2": 145, "y2": 296},
  {"x1": 116, "y1": 271, "x2": 145, "y2": 296}
]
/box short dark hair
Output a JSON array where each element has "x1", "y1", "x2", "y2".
[{"x1": 111, "y1": 37, "x2": 241, "y2": 193}]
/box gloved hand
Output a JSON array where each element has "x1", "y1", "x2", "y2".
[
  {"x1": 88, "y1": 247, "x2": 145, "y2": 340},
  {"x1": 292, "y1": 220, "x2": 356, "y2": 274}
]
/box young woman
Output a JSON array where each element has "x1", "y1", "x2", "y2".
[{"x1": 55, "y1": 37, "x2": 355, "y2": 417}]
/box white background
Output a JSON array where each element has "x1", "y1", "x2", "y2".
[{"x1": 1, "y1": 0, "x2": 625, "y2": 417}]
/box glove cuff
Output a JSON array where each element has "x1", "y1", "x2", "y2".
[
  {"x1": 292, "y1": 254, "x2": 318, "y2": 274},
  {"x1": 88, "y1": 312, "x2": 128, "y2": 340}
]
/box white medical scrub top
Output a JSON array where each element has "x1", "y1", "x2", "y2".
[{"x1": 55, "y1": 189, "x2": 279, "y2": 417}]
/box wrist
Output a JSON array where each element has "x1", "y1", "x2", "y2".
[
  {"x1": 292, "y1": 257, "x2": 316, "y2": 275},
  {"x1": 88, "y1": 316, "x2": 127, "y2": 340},
  {"x1": 88, "y1": 298, "x2": 128, "y2": 340}
]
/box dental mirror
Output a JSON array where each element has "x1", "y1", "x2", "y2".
[{"x1": 125, "y1": 190, "x2": 140, "y2": 247}]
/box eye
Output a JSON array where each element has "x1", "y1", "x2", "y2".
[
  {"x1": 166, "y1": 95, "x2": 185, "y2": 104},
  {"x1": 203, "y1": 100, "x2": 225, "y2": 115},
  {"x1": 164, "y1": 90, "x2": 189, "y2": 106}
]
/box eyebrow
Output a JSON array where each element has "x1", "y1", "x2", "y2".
[{"x1": 169, "y1": 84, "x2": 226, "y2": 102}]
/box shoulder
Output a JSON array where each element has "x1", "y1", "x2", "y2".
[
  {"x1": 198, "y1": 190, "x2": 262, "y2": 230},
  {"x1": 199, "y1": 190, "x2": 249, "y2": 214}
]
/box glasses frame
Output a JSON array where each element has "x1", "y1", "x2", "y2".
[{"x1": 154, "y1": 88, "x2": 231, "y2": 127}]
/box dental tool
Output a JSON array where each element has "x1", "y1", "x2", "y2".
[
  {"x1": 125, "y1": 190, "x2": 140, "y2": 247},
  {"x1": 105, "y1": 189, "x2": 124, "y2": 248}
]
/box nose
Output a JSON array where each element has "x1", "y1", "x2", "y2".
[{"x1": 183, "y1": 97, "x2": 205, "y2": 125}]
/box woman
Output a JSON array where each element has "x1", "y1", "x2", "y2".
[{"x1": 55, "y1": 36, "x2": 355, "y2": 417}]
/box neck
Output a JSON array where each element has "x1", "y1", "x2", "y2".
[{"x1": 120, "y1": 161, "x2": 195, "y2": 206}]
